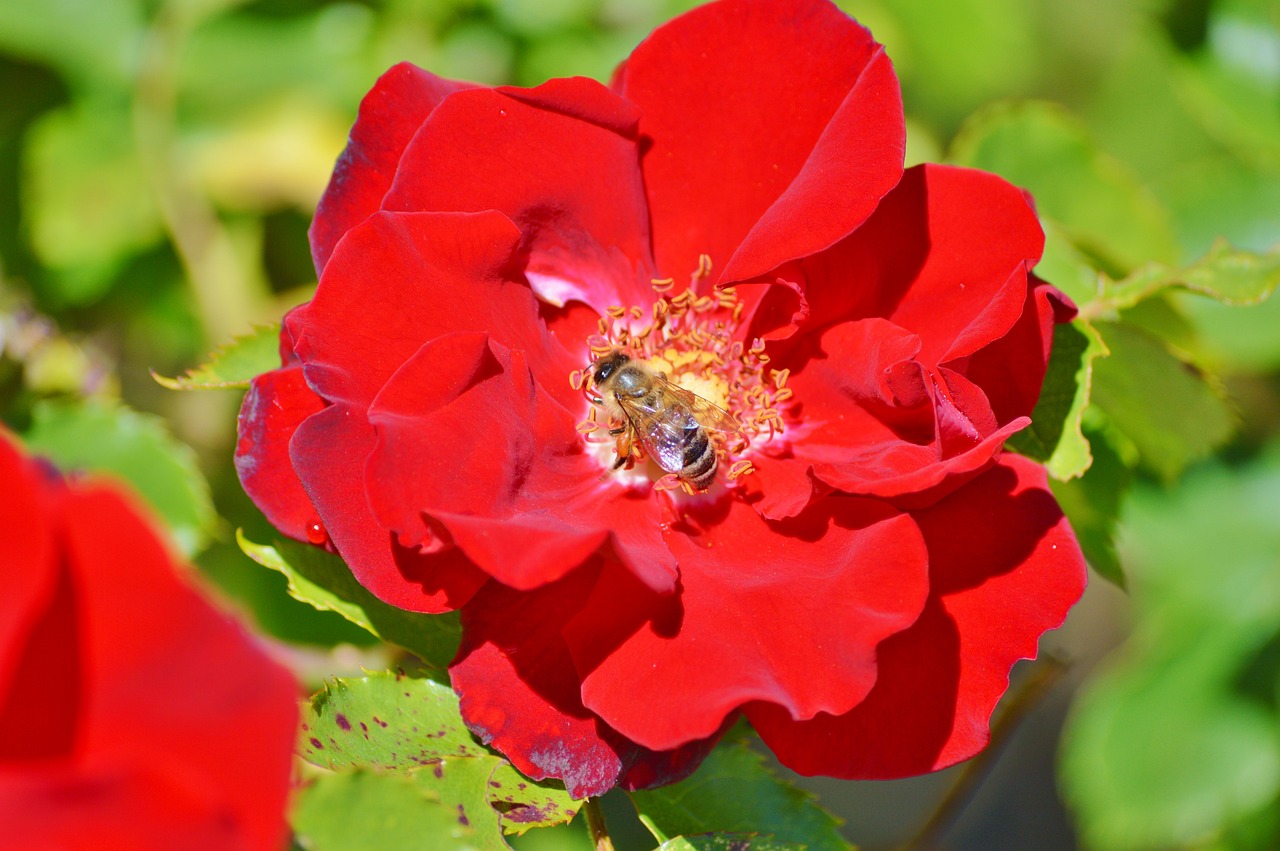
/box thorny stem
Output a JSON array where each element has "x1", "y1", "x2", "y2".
[
  {"x1": 899, "y1": 655, "x2": 1070, "y2": 851},
  {"x1": 582, "y1": 796, "x2": 616, "y2": 851}
]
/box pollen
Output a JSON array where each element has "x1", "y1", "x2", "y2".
[{"x1": 575, "y1": 255, "x2": 795, "y2": 489}]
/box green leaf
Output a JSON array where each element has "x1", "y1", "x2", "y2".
[
  {"x1": 1034, "y1": 219, "x2": 1101, "y2": 307},
  {"x1": 292, "y1": 769, "x2": 477, "y2": 851},
  {"x1": 659, "y1": 837, "x2": 804, "y2": 851},
  {"x1": 1006, "y1": 320, "x2": 1107, "y2": 480},
  {"x1": 1088, "y1": 321, "x2": 1235, "y2": 480},
  {"x1": 1048, "y1": 424, "x2": 1132, "y2": 587},
  {"x1": 300, "y1": 673, "x2": 578, "y2": 842},
  {"x1": 1060, "y1": 451, "x2": 1280, "y2": 849},
  {"x1": 864, "y1": 0, "x2": 1047, "y2": 130},
  {"x1": 0, "y1": 0, "x2": 142, "y2": 91},
  {"x1": 22, "y1": 399, "x2": 215, "y2": 556},
  {"x1": 301, "y1": 672, "x2": 488, "y2": 769},
  {"x1": 416, "y1": 756, "x2": 508, "y2": 851},
  {"x1": 1082, "y1": 240, "x2": 1280, "y2": 320},
  {"x1": 629, "y1": 741, "x2": 850, "y2": 851},
  {"x1": 950, "y1": 100, "x2": 1179, "y2": 273},
  {"x1": 237, "y1": 532, "x2": 461, "y2": 672},
  {"x1": 24, "y1": 100, "x2": 163, "y2": 305},
  {"x1": 488, "y1": 763, "x2": 583, "y2": 835},
  {"x1": 1174, "y1": 5, "x2": 1280, "y2": 168},
  {"x1": 152, "y1": 323, "x2": 281, "y2": 390}
]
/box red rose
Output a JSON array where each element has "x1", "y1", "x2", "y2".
[
  {"x1": 237, "y1": 0, "x2": 1085, "y2": 797},
  {"x1": 0, "y1": 431, "x2": 297, "y2": 850}
]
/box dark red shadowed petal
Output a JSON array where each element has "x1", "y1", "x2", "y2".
[
  {"x1": 563, "y1": 495, "x2": 929, "y2": 752},
  {"x1": 0, "y1": 434, "x2": 63, "y2": 731},
  {"x1": 801, "y1": 165, "x2": 1044, "y2": 366},
  {"x1": 764, "y1": 319, "x2": 1027, "y2": 503},
  {"x1": 451, "y1": 564, "x2": 721, "y2": 798},
  {"x1": 383, "y1": 78, "x2": 657, "y2": 312},
  {"x1": 365, "y1": 333, "x2": 677, "y2": 592},
  {"x1": 615, "y1": 0, "x2": 904, "y2": 285},
  {"x1": 310, "y1": 63, "x2": 473, "y2": 275},
  {"x1": 235, "y1": 364, "x2": 326, "y2": 543},
  {"x1": 746, "y1": 454, "x2": 1086, "y2": 779},
  {"x1": 291, "y1": 404, "x2": 489, "y2": 613},
  {"x1": 963, "y1": 280, "x2": 1077, "y2": 424},
  {"x1": 0, "y1": 549, "x2": 80, "y2": 762}
]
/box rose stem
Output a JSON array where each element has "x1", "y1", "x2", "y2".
[
  {"x1": 899, "y1": 655, "x2": 1069, "y2": 851},
  {"x1": 582, "y1": 796, "x2": 616, "y2": 851}
]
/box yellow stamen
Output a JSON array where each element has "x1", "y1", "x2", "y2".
[{"x1": 577, "y1": 255, "x2": 798, "y2": 492}]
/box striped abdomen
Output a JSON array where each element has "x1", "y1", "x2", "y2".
[{"x1": 680, "y1": 426, "x2": 717, "y2": 490}]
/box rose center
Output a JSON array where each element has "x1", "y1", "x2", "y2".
[{"x1": 569, "y1": 255, "x2": 792, "y2": 493}]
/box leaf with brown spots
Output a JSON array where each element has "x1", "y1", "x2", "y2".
[{"x1": 298, "y1": 672, "x2": 579, "y2": 845}]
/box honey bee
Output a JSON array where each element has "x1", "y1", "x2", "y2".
[{"x1": 587, "y1": 349, "x2": 741, "y2": 491}]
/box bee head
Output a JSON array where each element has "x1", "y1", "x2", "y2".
[{"x1": 592, "y1": 350, "x2": 629, "y2": 385}]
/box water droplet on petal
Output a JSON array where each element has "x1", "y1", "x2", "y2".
[{"x1": 306, "y1": 518, "x2": 328, "y2": 545}]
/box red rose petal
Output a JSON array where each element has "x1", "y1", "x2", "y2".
[
  {"x1": 747, "y1": 455, "x2": 1086, "y2": 778},
  {"x1": 615, "y1": 0, "x2": 904, "y2": 285},
  {"x1": 384, "y1": 78, "x2": 657, "y2": 312},
  {"x1": 235, "y1": 364, "x2": 326, "y2": 543},
  {"x1": 963, "y1": 280, "x2": 1076, "y2": 424},
  {"x1": 0, "y1": 432, "x2": 299, "y2": 851},
  {"x1": 289, "y1": 209, "x2": 540, "y2": 410},
  {"x1": 365, "y1": 333, "x2": 677, "y2": 592},
  {"x1": 563, "y1": 496, "x2": 929, "y2": 751},
  {"x1": 310, "y1": 63, "x2": 473, "y2": 275},
  {"x1": 451, "y1": 564, "x2": 716, "y2": 798},
  {"x1": 0, "y1": 764, "x2": 246, "y2": 851},
  {"x1": 772, "y1": 319, "x2": 1026, "y2": 502},
  {"x1": 290, "y1": 404, "x2": 489, "y2": 613},
  {"x1": 63, "y1": 487, "x2": 298, "y2": 850},
  {"x1": 737, "y1": 443, "x2": 820, "y2": 521},
  {"x1": 802, "y1": 165, "x2": 1043, "y2": 367}
]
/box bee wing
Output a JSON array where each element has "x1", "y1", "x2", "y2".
[
  {"x1": 656, "y1": 376, "x2": 742, "y2": 434},
  {"x1": 616, "y1": 378, "x2": 740, "y2": 475},
  {"x1": 616, "y1": 395, "x2": 697, "y2": 474}
]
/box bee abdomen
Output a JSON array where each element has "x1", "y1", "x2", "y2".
[{"x1": 681, "y1": 428, "x2": 717, "y2": 490}]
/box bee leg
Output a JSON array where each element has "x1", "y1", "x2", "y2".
[
  {"x1": 608, "y1": 426, "x2": 626, "y2": 435},
  {"x1": 612, "y1": 428, "x2": 636, "y2": 470},
  {"x1": 588, "y1": 394, "x2": 604, "y2": 405}
]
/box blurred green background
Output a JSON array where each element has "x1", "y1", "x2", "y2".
[{"x1": 1, "y1": 0, "x2": 1277, "y2": 848}]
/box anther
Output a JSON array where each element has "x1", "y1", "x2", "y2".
[
  {"x1": 693, "y1": 254, "x2": 713, "y2": 280},
  {"x1": 651, "y1": 277, "x2": 675, "y2": 293}
]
